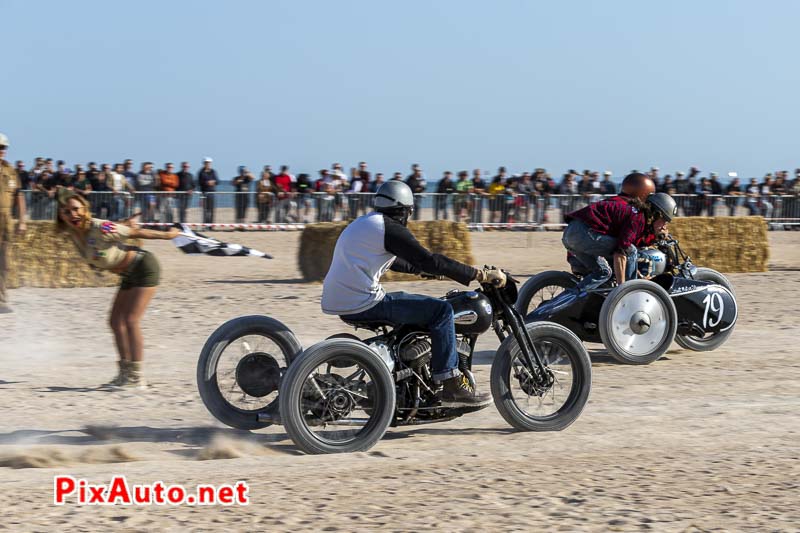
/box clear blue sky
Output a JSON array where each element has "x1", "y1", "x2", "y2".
[{"x1": 3, "y1": 0, "x2": 799, "y2": 181}]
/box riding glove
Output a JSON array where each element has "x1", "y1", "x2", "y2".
[{"x1": 475, "y1": 266, "x2": 507, "y2": 288}]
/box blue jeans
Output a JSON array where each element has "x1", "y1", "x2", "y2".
[
  {"x1": 341, "y1": 292, "x2": 459, "y2": 382},
  {"x1": 562, "y1": 220, "x2": 637, "y2": 290}
]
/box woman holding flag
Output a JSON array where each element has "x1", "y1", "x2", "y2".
[{"x1": 56, "y1": 189, "x2": 180, "y2": 388}]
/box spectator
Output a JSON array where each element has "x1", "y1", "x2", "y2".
[
  {"x1": 176, "y1": 162, "x2": 195, "y2": 222},
  {"x1": 134, "y1": 162, "x2": 158, "y2": 222},
  {"x1": 86, "y1": 161, "x2": 100, "y2": 186},
  {"x1": 15, "y1": 161, "x2": 30, "y2": 190},
  {"x1": 73, "y1": 170, "x2": 92, "y2": 200},
  {"x1": 54, "y1": 160, "x2": 73, "y2": 187},
  {"x1": 405, "y1": 164, "x2": 426, "y2": 221},
  {"x1": 369, "y1": 172, "x2": 385, "y2": 193},
  {"x1": 471, "y1": 169, "x2": 486, "y2": 223},
  {"x1": 91, "y1": 166, "x2": 112, "y2": 219},
  {"x1": 454, "y1": 170, "x2": 472, "y2": 221},
  {"x1": 487, "y1": 173, "x2": 506, "y2": 223},
  {"x1": 231, "y1": 165, "x2": 253, "y2": 224},
  {"x1": 725, "y1": 177, "x2": 743, "y2": 216},
  {"x1": 198, "y1": 157, "x2": 218, "y2": 224},
  {"x1": 122, "y1": 159, "x2": 137, "y2": 190},
  {"x1": 760, "y1": 174, "x2": 774, "y2": 219},
  {"x1": 559, "y1": 172, "x2": 579, "y2": 214},
  {"x1": 109, "y1": 163, "x2": 134, "y2": 220},
  {"x1": 158, "y1": 163, "x2": 180, "y2": 223},
  {"x1": 256, "y1": 168, "x2": 276, "y2": 223},
  {"x1": 391, "y1": 171, "x2": 404, "y2": 181},
  {"x1": 435, "y1": 171, "x2": 455, "y2": 220},
  {"x1": 746, "y1": 178, "x2": 762, "y2": 216},
  {"x1": 601, "y1": 171, "x2": 616, "y2": 195},
  {"x1": 661, "y1": 175, "x2": 676, "y2": 195},
  {"x1": 274, "y1": 165, "x2": 294, "y2": 222},
  {"x1": 515, "y1": 172, "x2": 535, "y2": 223},
  {"x1": 315, "y1": 169, "x2": 334, "y2": 222}
]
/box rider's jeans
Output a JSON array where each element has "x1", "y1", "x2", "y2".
[
  {"x1": 341, "y1": 292, "x2": 460, "y2": 382},
  {"x1": 562, "y1": 220, "x2": 637, "y2": 290}
]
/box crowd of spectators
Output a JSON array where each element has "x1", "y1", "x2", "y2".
[{"x1": 13, "y1": 157, "x2": 800, "y2": 225}]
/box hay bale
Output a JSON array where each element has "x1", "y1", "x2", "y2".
[
  {"x1": 6, "y1": 221, "x2": 120, "y2": 288},
  {"x1": 669, "y1": 216, "x2": 769, "y2": 273},
  {"x1": 298, "y1": 220, "x2": 474, "y2": 282}
]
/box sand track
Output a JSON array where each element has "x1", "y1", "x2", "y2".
[{"x1": 1, "y1": 232, "x2": 798, "y2": 530}]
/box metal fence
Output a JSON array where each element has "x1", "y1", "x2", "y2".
[{"x1": 20, "y1": 190, "x2": 800, "y2": 230}]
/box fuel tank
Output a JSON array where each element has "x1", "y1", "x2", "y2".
[{"x1": 443, "y1": 290, "x2": 494, "y2": 335}]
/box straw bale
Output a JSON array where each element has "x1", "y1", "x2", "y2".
[
  {"x1": 298, "y1": 220, "x2": 474, "y2": 282},
  {"x1": 669, "y1": 216, "x2": 768, "y2": 273},
  {"x1": 6, "y1": 221, "x2": 120, "y2": 288}
]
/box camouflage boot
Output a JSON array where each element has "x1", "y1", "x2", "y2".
[
  {"x1": 106, "y1": 360, "x2": 130, "y2": 387},
  {"x1": 125, "y1": 361, "x2": 148, "y2": 389}
]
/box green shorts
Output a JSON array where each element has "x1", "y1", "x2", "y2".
[{"x1": 120, "y1": 251, "x2": 161, "y2": 290}]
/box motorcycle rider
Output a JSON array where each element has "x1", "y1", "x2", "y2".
[
  {"x1": 322, "y1": 181, "x2": 505, "y2": 408},
  {"x1": 562, "y1": 172, "x2": 675, "y2": 290}
]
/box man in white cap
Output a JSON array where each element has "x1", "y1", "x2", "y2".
[
  {"x1": 0, "y1": 133, "x2": 27, "y2": 313},
  {"x1": 198, "y1": 157, "x2": 218, "y2": 224}
]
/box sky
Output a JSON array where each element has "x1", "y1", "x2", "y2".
[{"x1": 2, "y1": 0, "x2": 800, "y2": 181}]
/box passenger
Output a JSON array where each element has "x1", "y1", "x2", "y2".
[
  {"x1": 321, "y1": 181, "x2": 505, "y2": 408},
  {"x1": 56, "y1": 189, "x2": 180, "y2": 388}
]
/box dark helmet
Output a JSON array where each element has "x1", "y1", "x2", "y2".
[
  {"x1": 647, "y1": 192, "x2": 678, "y2": 222},
  {"x1": 621, "y1": 172, "x2": 656, "y2": 201}
]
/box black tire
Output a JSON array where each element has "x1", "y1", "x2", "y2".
[
  {"x1": 491, "y1": 322, "x2": 591, "y2": 431},
  {"x1": 599, "y1": 280, "x2": 677, "y2": 365},
  {"x1": 515, "y1": 271, "x2": 579, "y2": 316},
  {"x1": 675, "y1": 268, "x2": 736, "y2": 351},
  {"x1": 280, "y1": 339, "x2": 395, "y2": 454},
  {"x1": 197, "y1": 315, "x2": 302, "y2": 430}
]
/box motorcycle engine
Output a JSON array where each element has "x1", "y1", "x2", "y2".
[{"x1": 400, "y1": 339, "x2": 432, "y2": 367}]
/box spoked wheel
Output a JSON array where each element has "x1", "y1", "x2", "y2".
[
  {"x1": 675, "y1": 268, "x2": 736, "y2": 351},
  {"x1": 599, "y1": 280, "x2": 677, "y2": 365},
  {"x1": 280, "y1": 339, "x2": 395, "y2": 454},
  {"x1": 197, "y1": 316, "x2": 302, "y2": 430},
  {"x1": 491, "y1": 322, "x2": 591, "y2": 431},
  {"x1": 515, "y1": 271, "x2": 579, "y2": 317}
]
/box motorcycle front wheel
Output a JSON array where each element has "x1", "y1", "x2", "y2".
[
  {"x1": 491, "y1": 322, "x2": 591, "y2": 431},
  {"x1": 279, "y1": 339, "x2": 396, "y2": 454}
]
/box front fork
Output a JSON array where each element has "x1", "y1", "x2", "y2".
[{"x1": 496, "y1": 300, "x2": 552, "y2": 387}]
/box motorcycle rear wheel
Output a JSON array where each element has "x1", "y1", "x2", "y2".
[
  {"x1": 280, "y1": 339, "x2": 395, "y2": 454},
  {"x1": 491, "y1": 322, "x2": 591, "y2": 431}
]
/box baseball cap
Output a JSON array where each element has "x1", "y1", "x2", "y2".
[
  {"x1": 603, "y1": 170, "x2": 612, "y2": 176},
  {"x1": 676, "y1": 171, "x2": 685, "y2": 176},
  {"x1": 0, "y1": 132, "x2": 9, "y2": 147},
  {"x1": 203, "y1": 157, "x2": 213, "y2": 163}
]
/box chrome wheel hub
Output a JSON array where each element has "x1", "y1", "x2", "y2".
[{"x1": 610, "y1": 290, "x2": 668, "y2": 355}]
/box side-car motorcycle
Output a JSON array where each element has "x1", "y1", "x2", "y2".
[
  {"x1": 515, "y1": 236, "x2": 738, "y2": 365},
  {"x1": 197, "y1": 273, "x2": 592, "y2": 454}
]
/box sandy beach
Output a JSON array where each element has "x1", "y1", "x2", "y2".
[{"x1": 1, "y1": 231, "x2": 798, "y2": 531}]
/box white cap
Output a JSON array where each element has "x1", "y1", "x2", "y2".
[
  {"x1": 603, "y1": 170, "x2": 612, "y2": 176},
  {"x1": 0, "y1": 133, "x2": 8, "y2": 147},
  {"x1": 203, "y1": 157, "x2": 213, "y2": 163},
  {"x1": 651, "y1": 166, "x2": 659, "y2": 171},
  {"x1": 728, "y1": 172, "x2": 738, "y2": 178},
  {"x1": 676, "y1": 171, "x2": 685, "y2": 176}
]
